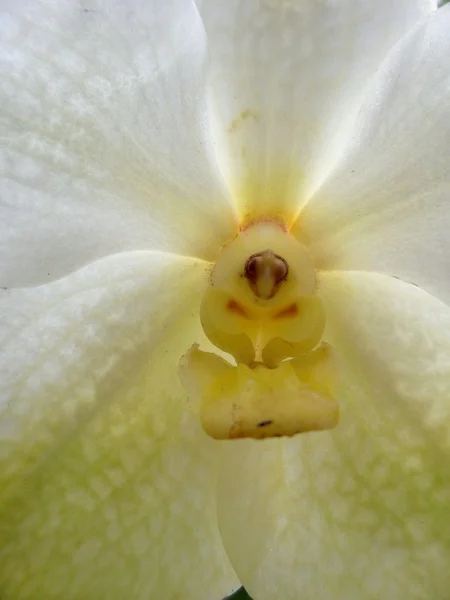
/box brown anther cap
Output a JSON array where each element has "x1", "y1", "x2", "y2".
[{"x1": 244, "y1": 249, "x2": 288, "y2": 299}]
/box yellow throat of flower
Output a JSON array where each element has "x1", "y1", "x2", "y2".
[{"x1": 179, "y1": 222, "x2": 339, "y2": 440}]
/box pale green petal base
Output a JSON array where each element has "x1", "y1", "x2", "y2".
[{"x1": 0, "y1": 252, "x2": 238, "y2": 600}]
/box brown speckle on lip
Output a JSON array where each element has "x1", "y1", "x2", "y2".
[{"x1": 257, "y1": 420, "x2": 274, "y2": 428}]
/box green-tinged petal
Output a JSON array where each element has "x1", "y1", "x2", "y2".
[
  {"x1": 196, "y1": 0, "x2": 433, "y2": 224},
  {"x1": 0, "y1": 251, "x2": 239, "y2": 600},
  {"x1": 297, "y1": 6, "x2": 450, "y2": 304},
  {"x1": 217, "y1": 271, "x2": 450, "y2": 600},
  {"x1": 0, "y1": 0, "x2": 237, "y2": 287}
]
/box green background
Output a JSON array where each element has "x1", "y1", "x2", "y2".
[{"x1": 225, "y1": 588, "x2": 252, "y2": 600}]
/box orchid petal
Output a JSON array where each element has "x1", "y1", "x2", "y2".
[
  {"x1": 297, "y1": 6, "x2": 450, "y2": 304},
  {"x1": 218, "y1": 271, "x2": 450, "y2": 600},
  {"x1": 0, "y1": 0, "x2": 237, "y2": 287},
  {"x1": 0, "y1": 251, "x2": 239, "y2": 599},
  {"x1": 196, "y1": 0, "x2": 433, "y2": 224}
]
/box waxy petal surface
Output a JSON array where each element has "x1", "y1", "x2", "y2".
[
  {"x1": 196, "y1": 0, "x2": 433, "y2": 224},
  {"x1": 0, "y1": 251, "x2": 238, "y2": 600},
  {"x1": 0, "y1": 0, "x2": 237, "y2": 287},
  {"x1": 297, "y1": 6, "x2": 450, "y2": 304},
  {"x1": 217, "y1": 271, "x2": 450, "y2": 600}
]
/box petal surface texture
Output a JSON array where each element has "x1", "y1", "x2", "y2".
[
  {"x1": 0, "y1": 251, "x2": 238, "y2": 600},
  {"x1": 196, "y1": 0, "x2": 433, "y2": 224},
  {"x1": 297, "y1": 5, "x2": 450, "y2": 304},
  {"x1": 217, "y1": 271, "x2": 450, "y2": 600},
  {"x1": 0, "y1": 0, "x2": 237, "y2": 287}
]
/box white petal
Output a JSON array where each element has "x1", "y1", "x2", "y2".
[
  {"x1": 297, "y1": 6, "x2": 450, "y2": 304},
  {"x1": 0, "y1": 251, "x2": 239, "y2": 599},
  {"x1": 0, "y1": 0, "x2": 237, "y2": 287},
  {"x1": 217, "y1": 271, "x2": 450, "y2": 600},
  {"x1": 196, "y1": 0, "x2": 433, "y2": 223}
]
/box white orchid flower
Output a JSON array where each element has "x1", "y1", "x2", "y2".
[{"x1": 1, "y1": 0, "x2": 450, "y2": 598}]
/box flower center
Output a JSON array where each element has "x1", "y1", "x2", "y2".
[{"x1": 179, "y1": 222, "x2": 339, "y2": 440}]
